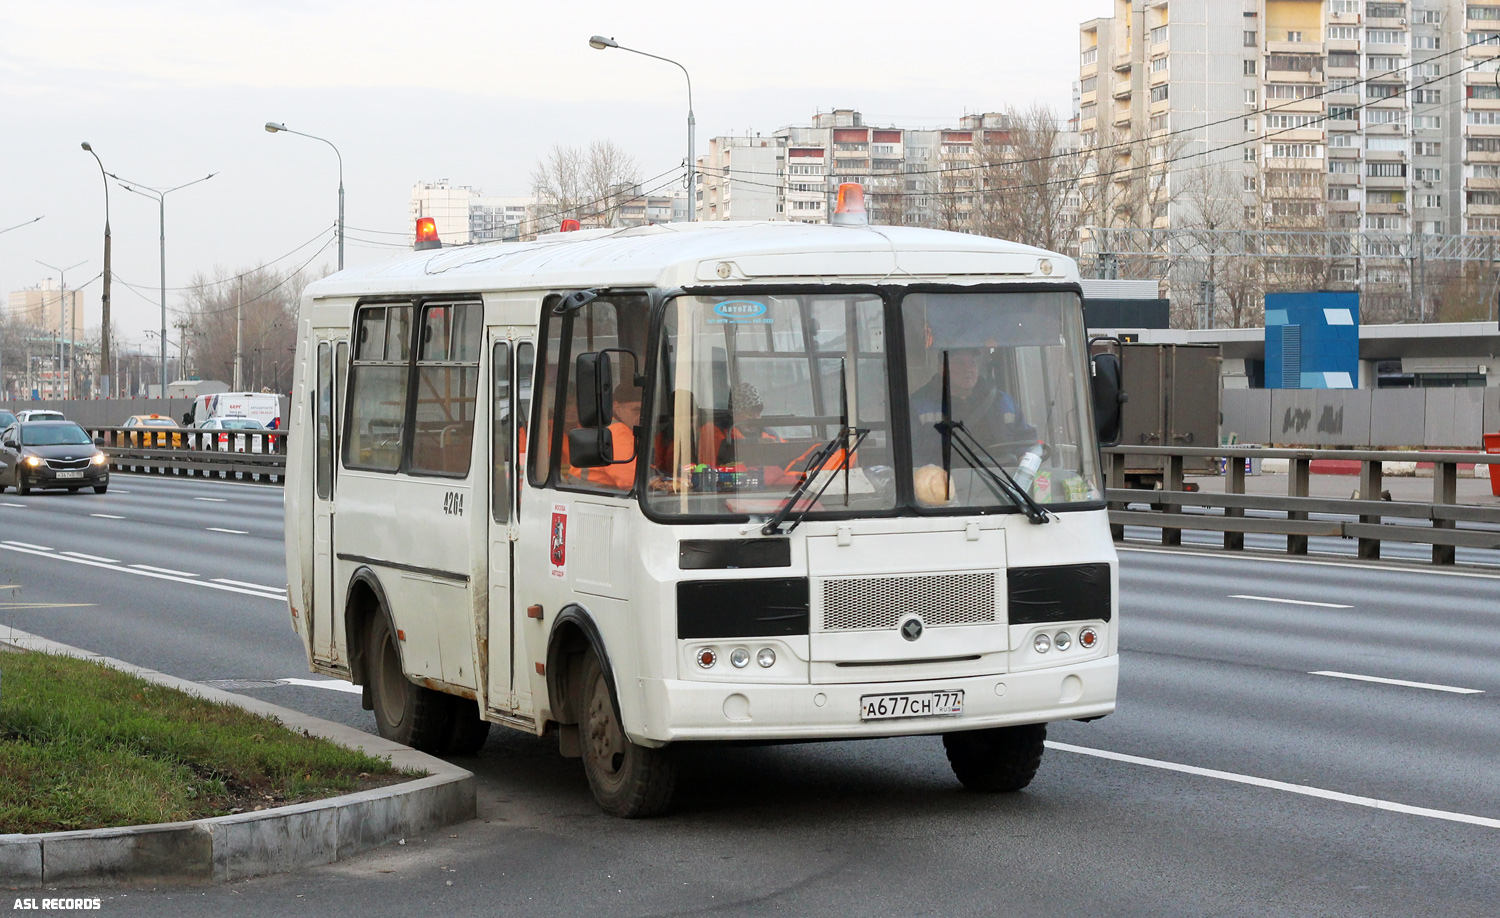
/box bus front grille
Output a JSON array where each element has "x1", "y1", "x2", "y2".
[{"x1": 819, "y1": 572, "x2": 997, "y2": 632}]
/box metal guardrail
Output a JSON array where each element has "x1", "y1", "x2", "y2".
[
  {"x1": 1103, "y1": 445, "x2": 1500, "y2": 566},
  {"x1": 88, "y1": 427, "x2": 288, "y2": 484}
]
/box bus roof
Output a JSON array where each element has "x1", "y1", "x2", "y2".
[{"x1": 304, "y1": 221, "x2": 1079, "y2": 303}]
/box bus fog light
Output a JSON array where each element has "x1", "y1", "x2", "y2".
[
  {"x1": 757, "y1": 647, "x2": 776, "y2": 668},
  {"x1": 1054, "y1": 631, "x2": 1072, "y2": 651},
  {"x1": 697, "y1": 648, "x2": 718, "y2": 669},
  {"x1": 1033, "y1": 633, "x2": 1051, "y2": 653},
  {"x1": 1079, "y1": 627, "x2": 1098, "y2": 649},
  {"x1": 730, "y1": 648, "x2": 750, "y2": 668}
]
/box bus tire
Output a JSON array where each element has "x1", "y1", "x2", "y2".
[
  {"x1": 942, "y1": 723, "x2": 1047, "y2": 793},
  {"x1": 367, "y1": 612, "x2": 452, "y2": 753},
  {"x1": 579, "y1": 649, "x2": 676, "y2": 818},
  {"x1": 442, "y1": 696, "x2": 492, "y2": 755}
]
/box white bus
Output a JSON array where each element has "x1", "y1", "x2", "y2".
[{"x1": 285, "y1": 195, "x2": 1124, "y2": 817}]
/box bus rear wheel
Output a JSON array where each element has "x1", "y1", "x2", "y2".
[
  {"x1": 943, "y1": 723, "x2": 1047, "y2": 793},
  {"x1": 367, "y1": 612, "x2": 452, "y2": 753},
  {"x1": 578, "y1": 650, "x2": 676, "y2": 818}
]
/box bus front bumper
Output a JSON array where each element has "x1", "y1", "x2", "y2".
[{"x1": 632, "y1": 655, "x2": 1118, "y2": 745}]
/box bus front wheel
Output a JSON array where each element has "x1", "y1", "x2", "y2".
[
  {"x1": 943, "y1": 723, "x2": 1046, "y2": 793},
  {"x1": 367, "y1": 612, "x2": 452, "y2": 753},
  {"x1": 578, "y1": 650, "x2": 677, "y2": 818}
]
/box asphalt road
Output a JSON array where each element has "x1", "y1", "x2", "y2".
[{"x1": 3, "y1": 475, "x2": 1497, "y2": 917}]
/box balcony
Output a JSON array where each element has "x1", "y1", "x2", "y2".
[
  {"x1": 1365, "y1": 174, "x2": 1408, "y2": 189},
  {"x1": 1266, "y1": 40, "x2": 1325, "y2": 54},
  {"x1": 1366, "y1": 201, "x2": 1406, "y2": 214},
  {"x1": 1114, "y1": 80, "x2": 1133, "y2": 98}
]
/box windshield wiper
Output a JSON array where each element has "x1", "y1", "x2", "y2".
[
  {"x1": 762, "y1": 359, "x2": 868, "y2": 535},
  {"x1": 936, "y1": 351, "x2": 1050, "y2": 525}
]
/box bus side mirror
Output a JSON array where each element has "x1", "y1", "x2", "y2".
[
  {"x1": 567, "y1": 426, "x2": 614, "y2": 468},
  {"x1": 574, "y1": 351, "x2": 615, "y2": 428},
  {"x1": 1090, "y1": 352, "x2": 1127, "y2": 448}
]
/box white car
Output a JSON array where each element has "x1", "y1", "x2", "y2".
[
  {"x1": 198, "y1": 417, "x2": 275, "y2": 453},
  {"x1": 15, "y1": 409, "x2": 66, "y2": 423}
]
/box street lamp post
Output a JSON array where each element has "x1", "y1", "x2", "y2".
[
  {"x1": 110, "y1": 172, "x2": 216, "y2": 395},
  {"x1": 265, "y1": 122, "x2": 344, "y2": 270},
  {"x1": 588, "y1": 36, "x2": 696, "y2": 221},
  {"x1": 81, "y1": 143, "x2": 112, "y2": 398},
  {"x1": 36, "y1": 259, "x2": 86, "y2": 399}
]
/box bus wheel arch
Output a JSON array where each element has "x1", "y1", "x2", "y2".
[
  {"x1": 343, "y1": 567, "x2": 394, "y2": 703},
  {"x1": 546, "y1": 605, "x2": 619, "y2": 728}
]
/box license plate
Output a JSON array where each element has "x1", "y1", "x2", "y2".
[
  {"x1": 859, "y1": 690, "x2": 964, "y2": 721},
  {"x1": 56, "y1": 471, "x2": 84, "y2": 479}
]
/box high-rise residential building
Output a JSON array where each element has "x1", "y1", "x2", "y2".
[
  {"x1": 6, "y1": 282, "x2": 83, "y2": 334},
  {"x1": 1079, "y1": 0, "x2": 1500, "y2": 320},
  {"x1": 696, "y1": 110, "x2": 1059, "y2": 234},
  {"x1": 410, "y1": 181, "x2": 533, "y2": 245}
]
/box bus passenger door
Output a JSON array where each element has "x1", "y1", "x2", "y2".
[
  {"x1": 487, "y1": 336, "x2": 532, "y2": 715},
  {"x1": 312, "y1": 340, "x2": 338, "y2": 664}
]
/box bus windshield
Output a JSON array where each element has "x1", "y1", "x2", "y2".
[
  {"x1": 643, "y1": 289, "x2": 1101, "y2": 520},
  {"x1": 644, "y1": 292, "x2": 897, "y2": 519},
  {"x1": 902, "y1": 290, "x2": 1101, "y2": 511}
]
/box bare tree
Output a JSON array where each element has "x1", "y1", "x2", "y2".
[
  {"x1": 181, "y1": 265, "x2": 314, "y2": 394},
  {"x1": 971, "y1": 105, "x2": 1084, "y2": 256},
  {"x1": 529, "y1": 140, "x2": 641, "y2": 233}
]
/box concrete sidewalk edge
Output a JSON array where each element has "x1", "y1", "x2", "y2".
[{"x1": 0, "y1": 627, "x2": 475, "y2": 887}]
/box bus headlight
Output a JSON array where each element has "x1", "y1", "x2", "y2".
[
  {"x1": 756, "y1": 647, "x2": 776, "y2": 668},
  {"x1": 1033, "y1": 633, "x2": 1051, "y2": 654},
  {"x1": 1054, "y1": 631, "x2": 1072, "y2": 651},
  {"x1": 729, "y1": 648, "x2": 750, "y2": 669}
]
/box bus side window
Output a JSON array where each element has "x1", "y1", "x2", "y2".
[
  {"x1": 530, "y1": 305, "x2": 565, "y2": 486},
  {"x1": 492, "y1": 340, "x2": 511, "y2": 523},
  {"x1": 515, "y1": 341, "x2": 534, "y2": 513},
  {"x1": 344, "y1": 303, "x2": 412, "y2": 473},
  {"x1": 315, "y1": 342, "x2": 332, "y2": 499},
  {"x1": 410, "y1": 302, "x2": 483, "y2": 477}
]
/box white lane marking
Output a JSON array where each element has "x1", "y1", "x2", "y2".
[
  {"x1": 1229, "y1": 594, "x2": 1353, "y2": 609},
  {"x1": 0, "y1": 542, "x2": 283, "y2": 601},
  {"x1": 111, "y1": 489, "x2": 130, "y2": 493},
  {"x1": 281, "y1": 677, "x2": 362, "y2": 695},
  {"x1": 194, "y1": 497, "x2": 228, "y2": 503},
  {"x1": 129, "y1": 564, "x2": 199, "y2": 578},
  {"x1": 1311, "y1": 671, "x2": 1484, "y2": 695},
  {"x1": 63, "y1": 551, "x2": 121, "y2": 564},
  {"x1": 90, "y1": 513, "x2": 126, "y2": 520},
  {"x1": 1118, "y1": 546, "x2": 1500, "y2": 581},
  {"x1": 212, "y1": 578, "x2": 286, "y2": 594},
  {"x1": 1049, "y1": 741, "x2": 1500, "y2": 830},
  {"x1": 0, "y1": 502, "x2": 26, "y2": 508},
  {"x1": 206, "y1": 527, "x2": 249, "y2": 535},
  {"x1": 3, "y1": 540, "x2": 51, "y2": 551}
]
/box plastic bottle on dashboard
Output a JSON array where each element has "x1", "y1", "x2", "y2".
[{"x1": 1013, "y1": 442, "x2": 1045, "y2": 492}]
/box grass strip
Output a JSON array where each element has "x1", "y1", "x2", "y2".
[{"x1": 0, "y1": 648, "x2": 412, "y2": 834}]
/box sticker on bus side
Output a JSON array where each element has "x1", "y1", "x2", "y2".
[{"x1": 549, "y1": 504, "x2": 568, "y2": 578}]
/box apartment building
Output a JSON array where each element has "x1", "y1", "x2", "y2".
[
  {"x1": 1079, "y1": 0, "x2": 1500, "y2": 244},
  {"x1": 696, "y1": 109, "x2": 1032, "y2": 230},
  {"x1": 410, "y1": 181, "x2": 533, "y2": 245}
]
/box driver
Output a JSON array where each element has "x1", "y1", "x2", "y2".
[{"x1": 908, "y1": 348, "x2": 1033, "y2": 467}]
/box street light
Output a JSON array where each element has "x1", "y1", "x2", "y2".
[
  {"x1": 110, "y1": 171, "x2": 217, "y2": 395},
  {"x1": 0, "y1": 216, "x2": 43, "y2": 237},
  {"x1": 588, "y1": 35, "x2": 696, "y2": 221},
  {"x1": 36, "y1": 259, "x2": 86, "y2": 399},
  {"x1": 82, "y1": 142, "x2": 113, "y2": 398},
  {"x1": 265, "y1": 122, "x2": 345, "y2": 270}
]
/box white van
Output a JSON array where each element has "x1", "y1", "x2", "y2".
[{"x1": 188, "y1": 392, "x2": 282, "y2": 430}]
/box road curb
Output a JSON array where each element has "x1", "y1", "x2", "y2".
[{"x1": 0, "y1": 627, "x2": 475, "y2": 887}]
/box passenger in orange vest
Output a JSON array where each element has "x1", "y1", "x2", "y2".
[{"x1": 587, "y1": 386, "x2": 641, "y2": 490}]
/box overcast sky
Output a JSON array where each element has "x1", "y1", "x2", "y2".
[{"x1": 2, "y1": 0, "x2": 1112, "y2": 346}]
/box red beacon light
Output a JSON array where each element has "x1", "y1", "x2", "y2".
[
  {"x1": 414, "y1": 217, "x2": 442, "y2": 250},
  {"x1": 560, "y1": 218, "x2": 581, "y2": 233},
  {"x1": 831, "y1": 182, "x2": 868, "y2": 227}
]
